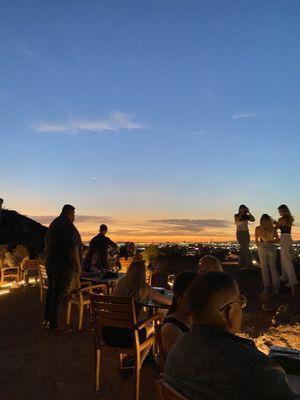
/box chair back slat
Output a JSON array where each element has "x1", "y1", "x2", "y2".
[
  {"x1": 38, "y1": 265, "x2": 48, "y2": 287},
  {"x1": 97, "y1": 295, "x2": 132, "y2": 304},
  {"x1": 96, "y1": 310, "x2": 132, "y2": 321},
  {"x1": 91, "y1": 294, "x2": 138, "y2": 341},
  {"x1": 97, "y1": 302, "x2": 132, "y2": 312},
  {"x1": 26, "y1": 259, "x2": 41, "y2": 270}
]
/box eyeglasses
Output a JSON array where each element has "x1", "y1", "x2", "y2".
[{"x1": 219, "y1": 294, "x2": 247, "y2": 312}]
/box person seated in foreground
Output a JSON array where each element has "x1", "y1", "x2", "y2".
[
  {"x1": 198, "y1": 255, "x2": 223, "y2": 273},
  {"x1": 164, "y1": 272, "x2": 299, "y2": 400},
  {"x1": 83, "y1": 249, "x2": 100, "y2": 274},
  {"x1": 102, "y1": 260, "x2": 172, "y2": 363},
  {"x1": 161, "y1": 271, "x2": 197, "y2": 355}
]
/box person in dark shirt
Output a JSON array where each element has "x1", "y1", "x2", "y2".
[
  {"x1": 89, "y1": 224, "x2": 117, "y2": 271},
  {"x1": 44, "y1": 204, "x2": 82, "y2": 333},
  {"x1": 164, "y1": 272, "x2": 299, "y2": 400}
]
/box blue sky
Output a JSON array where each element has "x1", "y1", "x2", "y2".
[{"x1": 1, "y1": 1, "x2": 300, "y2": 240}]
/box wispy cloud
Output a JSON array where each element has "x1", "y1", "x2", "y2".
[
  {"x1": 194, "y1": 131, "x2": 205, "y2": 136},
  {"x1": 33, "y1": 112, "x2": 144, "y2": 134},
  {"x1": 148, "y1": 218, "x2": 232, "y2": 234},
  {"x1": 232, "y1": 107, "x2": 282, "y2": 120},
  {"x1": 232, "y1": 112, "x2": 258, "y2": 120}
]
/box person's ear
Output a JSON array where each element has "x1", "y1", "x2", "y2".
[{"x1": 223, "y1": 305, "x2": 234, "y2": 329}]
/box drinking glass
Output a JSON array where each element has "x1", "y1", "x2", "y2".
[{"x1": 167, "y1": 274, "x2": 175, "y2": 290}]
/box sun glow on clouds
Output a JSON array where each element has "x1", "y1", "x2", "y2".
[
  {"x1": 31, "y1": 215, "x2": 236, "y2": 242},
  {"x1": 33, "y1": 112, "x2": 144, "y2": 134}
]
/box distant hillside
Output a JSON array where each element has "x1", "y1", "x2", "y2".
[{"x1": 0, "y1": 209, "x2": 47, "y2": 254}]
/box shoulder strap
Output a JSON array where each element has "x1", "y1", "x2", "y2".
[{"x1": 163, "y1": 317, "x2": 189, "y2": 333}]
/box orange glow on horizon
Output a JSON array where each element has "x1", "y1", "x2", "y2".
[{"x1": 12, "y1": 210, "x2": 300, "y2": 244}]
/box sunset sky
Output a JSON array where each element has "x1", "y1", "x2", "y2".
[{"x1": 1, "y1": 1, "x2": 300, "y2": 242}]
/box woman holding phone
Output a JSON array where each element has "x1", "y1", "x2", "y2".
[{"x1": 234, "y1": 205, "x2": 255, "y2": 268}]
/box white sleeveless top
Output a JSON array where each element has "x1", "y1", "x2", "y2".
[{"x1": 235, "y1": 219, "x2": 249, "y2": 232}]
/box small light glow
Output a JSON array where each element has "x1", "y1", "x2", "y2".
[
  {"x1": 0, "y1": 290, "x2": 10, "y2": 296},
  {"x1": 0, "y1": 283, "x2": 13, "y2": 288}
]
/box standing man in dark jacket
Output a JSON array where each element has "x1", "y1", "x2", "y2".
[
  {"x1": 44, "y1": 204, "x2": 82, "y2": 333},
  {"x1": 89, "y1": 224, "x2": 117, "y2": 271}
]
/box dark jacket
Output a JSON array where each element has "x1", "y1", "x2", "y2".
[
  {"x1": 45, "y1": 215, "x2": 82, "y2": 273},
  {"x1": 164, "y1": 325, "x2": 299, "y2": 400},
  {"x1": 89, "y1": 233, "x2": 117, "y2": 268}
]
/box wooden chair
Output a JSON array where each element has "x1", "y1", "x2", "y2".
[
  {"x1": 156, "y1": 379, "x2": 188, "y2": 400},
  {"x1": 119, "y1": 257, "x2": 133, "y2": 272},
  {"x1": 38, "y1": 264, "x2": 48, "y2": 303},
  {"x1": 0, "y1": 259, "x2": 19, "y2": 286},
  {"x1": 20, "y1": 258, "x2": 40, "y2": 283},
  {"x1": 91, "y1": 294, "x2": 163, "y2": 400},
  {"x1": 66, "y1": 276, "x2": 107, "y2": 330}
]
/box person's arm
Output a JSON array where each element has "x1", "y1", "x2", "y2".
[
  {"x1": 70, "y1": 245, "x2": 82, "y2": 273},
  {"x1": 148, "y1": 285, "x2": 173, "y2": 305},
  {"x1": 107, "y1": 237, "x2": 118, "y2": 249},
  {"x1": 273, "y1": 229, "x2": 280, "y2": 243},
  {"x1": 255, "y1": 227, "x2": 260, "y2": 247},
  {"x1": 68, "y1": 226, "x2": 82, "y2": 273},
  {"x1": 276, "y1": 217, "x2": 284, "y2": 227},
  {"x1": 247, "y1": 212, "x2": 255, "y2": 222},
  {"x1": 274, "y1": 219, "x2": 280, "y2": 230},
  {"x1": 161, "y1": 323, "x2": 183, "y2": 354}
]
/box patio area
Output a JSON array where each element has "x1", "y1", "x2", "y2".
[{"x1": 0, "y1": 287, "x2": 158, "y2": 400}]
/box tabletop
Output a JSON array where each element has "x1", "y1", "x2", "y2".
[{"x1": 81, "y1": 273, "x2": 124, "y2": 284}]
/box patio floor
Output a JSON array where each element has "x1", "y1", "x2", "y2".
[{"x1": 0, "y1": 287, "x2": 158, "y2": 400}]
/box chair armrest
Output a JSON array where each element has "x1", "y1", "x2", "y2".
[
  {"x1": 80, "y1": 281, "x2": 92, "y2": 288},
  {"x1": 81, "y1": 284, "x2": 107, "y2": 294},
  {"x1": 137, "y1": 313, "x2": 164, "y2": 331},
  {"x1": 2, "y1": 267, "x2": 19, "y2": 272}
]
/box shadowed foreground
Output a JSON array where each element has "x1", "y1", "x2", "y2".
[
  {"x1": 0, "y1": 287, "x2": 158, "y2": 400},
  {"x1": 1, "y1": 264, "x2": 300, "y2": 400}
]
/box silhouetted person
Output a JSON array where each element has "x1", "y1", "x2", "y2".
[
  {"x1": 275, "y1": 204, "x2": 298, "y2": 294},
  {"x1": 89, "y1": 224, "x2": 117, "y2": 271},
  {"x1": 44, "y1": 204, "x2": 82, "y2": 333},
  {"x1": 234, "y1": 204, "x2": 255, "y2": 268}
]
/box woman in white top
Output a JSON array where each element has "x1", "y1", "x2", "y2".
[
  {"x1": 255, "y1": 214, "x2": 280, "y2": 298},
  {"x1": 102, "y1": 260, "x2": 172, "y2": 365},
  {"x1": 234, "y1": 205, "x2": 255, "y2": 268}
]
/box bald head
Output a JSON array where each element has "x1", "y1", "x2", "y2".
[
  {"x1": 188, "y1": 272, "x2": 243, "y2": 334},
  {"x1": 198, "y1": 255, "x2": 223, "y2": 273}
]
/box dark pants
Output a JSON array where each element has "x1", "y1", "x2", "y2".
[
  {"x1": 44, "y1": 270, "x2": 73, "y2": 329},
  {"x1": 237, "y1": 231, "x2": 252, "y2": 268}
]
